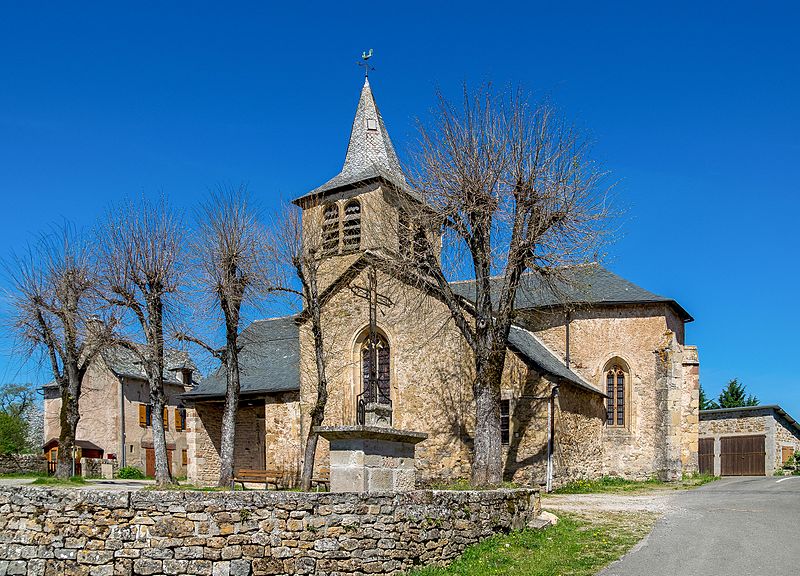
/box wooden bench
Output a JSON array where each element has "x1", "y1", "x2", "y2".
[
  {"x1": 233, "y1": 469, "x2": 283, "y2": 490},
  {"x1": 311, "y1": 466, "x2": 330, "y2": 491}
]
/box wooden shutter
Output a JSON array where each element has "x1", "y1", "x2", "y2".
[
  {"x1": 182, "y1": 449, "x2": 187, "y2": 466},
  {"x1": 139, "y1": 404, "x2": 147, "y2": 427},
  {"x1": 163, "y1": 407, "x2": 169, "y2": 430},
  {"x1": 174, "y1": 408, "x2": 182, "y2": 431}
]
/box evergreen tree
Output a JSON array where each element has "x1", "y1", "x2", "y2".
[
  {"x1": 699, "y1": 384, "x2": 719, "y2": 410},
  {"x1": 717, "y1": 378, "x2": 759, "y2": 408}
]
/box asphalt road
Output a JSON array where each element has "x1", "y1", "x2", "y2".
[{"x1": 599, "y1": 476, "x2": 800, "y2": 576}]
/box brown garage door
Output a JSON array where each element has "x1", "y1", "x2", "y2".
[
  {"x1": 699, "y1": 438, "x2": 715, "y2": 475},
  {"x1": 720, "y1": 435, "x2": 765, "y2": 476}
]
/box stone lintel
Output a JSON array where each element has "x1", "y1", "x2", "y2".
[{"x1": 314, "y1": 425, "x2": 428, "y2": 445}]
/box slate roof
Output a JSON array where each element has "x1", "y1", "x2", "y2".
[
  {"x1": 101, "y1": 347, "x2": 198, "y2": 386},
  {"x1": 183, "y1": 316, "x2": 300, "y2": 401},
  {"x1": 450, "y1": 264, "x2": 693, "y2": 321},
  {"x1": 41, "y1": 346, "x2": 198, "y2": 390},
  {"x1": 507, "y1": 325, "x2": 602, "y2": 394},
  {"x1": 293, "y1": 78, "x2": 410, "y2": 205}
]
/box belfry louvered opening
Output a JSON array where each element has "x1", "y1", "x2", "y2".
[
  {"x1": 322, "y1": 203, "x2": 340, "y2": 255},
  {"x1": 342, "y1": 200, "x2": 362, "y2": 250}
]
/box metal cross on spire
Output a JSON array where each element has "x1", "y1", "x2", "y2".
[{"x1": 357, "y1": 48, "x2": 375, "y2": 78}]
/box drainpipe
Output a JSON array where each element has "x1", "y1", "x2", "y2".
[
  {"x1": 119, "y1": 377, "x2": 126, "y2": 468},
  {"x1": 565, "y1": 311, "x2": 571, "y2": 368},
  {"x1": 546, "y1": 385, "x2": 560, "y2": 493}
]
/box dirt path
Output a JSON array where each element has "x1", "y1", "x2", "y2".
[{"x1": 542, "y1": 491, "x2": 678, "y2": 515}]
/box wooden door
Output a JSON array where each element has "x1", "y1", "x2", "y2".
[
  {"x1": 145, "y1": 448, "x2": 155, "y2": 477},
  {"x1": 698, "y1": 438, "x2": 715, "y2": 475},
  {"x1": 145, "y1": 448, "x2": 173, "y2": 477},
  {"x1": 720, "y1": 435, "x2": 766, "y2": 476}
]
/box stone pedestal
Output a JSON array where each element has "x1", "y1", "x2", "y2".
[
  {"x1": 315, "y1": 426, "x2": 427, "y2": 493},
  {"x1": 363, "y1": 402, "x2": 392, "y2": 427}
]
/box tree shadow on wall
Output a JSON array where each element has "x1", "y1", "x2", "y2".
[{"x1": 502, "y1": 368, "x2": 550, "y2": 484}]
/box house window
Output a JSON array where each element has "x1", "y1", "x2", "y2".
[
  {"x1": 163, "y1": 407, "x2": 169, "y2": 431},
  {"x1": 175, "y1": 407, "x2": 187, "y2": 432},
  {"x1": 360, "y1": 333, "x2": 390, "y2": 404},
  {"x1": 342, "y1": 200, "x2": 362, "y2": 251},
  {"x1": 139, "y1": 404, "x2": 153, "y2": 428},
  {"x1": 605, "y1": 363, "x2": 627, "y2": 426},
  {"x1": 322, "y1": 203, "x2": 340, "y2": 255},
  {"x1": 500, "y1": 399, "x2": 511, "y2": 445}
]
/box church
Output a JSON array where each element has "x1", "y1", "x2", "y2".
[{"x1": 183, "y1": 77, "x2": 701, "y2": 489}]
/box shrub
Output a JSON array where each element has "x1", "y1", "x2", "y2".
[{"x1": 117, "y1": 466, "x2": 145, "y2": 479}]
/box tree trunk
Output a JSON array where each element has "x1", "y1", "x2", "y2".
[
  {"x1": 299, "y1": 270, "x2": 328, "y2": 492},
  {"x1": 56, "y1": 384, "x2": 79, "y2": 479},
  {"x1": 149, "y1": 383, "x2": 172, "y2": 486},
  {"x1": 218, "y1": 340, "x2": 241, "y2": 488},
  {"x1": 470, "y1": 349, "x2": 505, "y2": 486}
]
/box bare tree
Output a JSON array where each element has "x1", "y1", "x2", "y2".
[
  {"x1": 178, "y1": 187, "x2": 270, "y2": 488},
  {"x1": 403, "y1": 85, "x2": 610, "y2": 485},
  {"x1": 7, "y1": 226, "x2": 111, "y2": 478},
  {"x1": 99, "y1": 197, "x2": 184, "y2": 486},
  {"x1": 269, "y1": 202, "x2": 330, "y2": 491}
]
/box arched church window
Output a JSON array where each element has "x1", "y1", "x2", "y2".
[
  {"x1": 361, "y1": 333, "x2": 390, "y2": 404},
  {"x1": 342, "y1": 200, "x2": 362, "y2": 251},
  {"x1": 322, "y1": 203, "x2": 340, "y2": 255},
  {"x1": 605, "y1": 362, "x2": 627, "y2": 426}
]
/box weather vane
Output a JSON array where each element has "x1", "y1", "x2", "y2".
[{"x1": 357, "y1": 48, "x2": 375, "y2": 78}]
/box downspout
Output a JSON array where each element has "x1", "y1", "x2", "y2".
[
  {"x1": 565, "y1": 311, "x2": 571, "y2": 368},
  {"x1": 118, "y1": 377, "x2": 126, "y2": 468},
  {"x1": 546, "y1": 385, "x2": 560, "y2": 493}
]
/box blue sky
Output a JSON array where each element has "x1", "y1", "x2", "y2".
[{"x1": 0, "y1": 2, "x2": 797, "y2": 415}]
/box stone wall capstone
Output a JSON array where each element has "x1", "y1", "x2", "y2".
[{"x1": 0, "y1": 486, "x2": 540, "y2": 576}]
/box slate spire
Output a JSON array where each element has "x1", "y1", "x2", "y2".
[
  {"x1": 295, "y1": 78, "x2": 407, "y2": 203},
  {"x1": 339, "y1": 77, "x2": 405, "y2": 184}
]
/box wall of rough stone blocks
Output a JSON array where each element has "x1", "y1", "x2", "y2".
[
  {"x1": 774, "y1": 414, "x2": 800, "y2": 470},
  {"x1": 699, "y1": 409, "x2": 800, "y2": 474},
  {"x1": 0, "y1": 454, "x2": 46, "y2": 475},
  {"x1": 0, "y1": 486, "x2": 539, "y2": 576},
  {"x1": 522, "y1": 304, "x2": 698, "y2": 480}
]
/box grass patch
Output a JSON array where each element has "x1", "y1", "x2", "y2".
[
  {"x1": 408, "y1": 511, "x2": 655, "y2": 576},
  {"x1": 551, "y1": 473, "x2": 716, "y2": 495},
  {"x1": 30, "y1": 476, "x2": 87, "y2": 486}
]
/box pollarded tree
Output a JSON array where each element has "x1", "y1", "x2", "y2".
[
  {"x1": 269, "y1": 202, "x2": 331, "y2": 492},
  {"x1": 99, "y1": 197, "x2": 185, "y2": 487},
  {"x1": 178, "y1": 187, "x2": 271, "y2": 487},
  {"x1": 402, "y1": 85, "x2": 611, "y2": 486},
  {"x1": 7, "y1": 227, "x2": 112, "y2": 477}
]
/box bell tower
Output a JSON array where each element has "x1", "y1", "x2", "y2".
[{"x1": 292, "y1": 76, "x2": 411, "y2": 288}]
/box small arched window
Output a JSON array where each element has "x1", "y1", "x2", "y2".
[
  {"x1": 342, "y1": 200, "x2": 361, "y2": 251},
  {"x1": 361, "y1": 333, "x2": 390, "y2": 404},
  {"x1": 322, "y1": 203, "x2": 340, "y2": 255},
  {"x1": 605, "y1": 363, "x2": 627, "y2": 426}
]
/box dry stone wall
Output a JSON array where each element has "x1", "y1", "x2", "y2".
[
  {"x1": 0, "y1": 486, "x2": 539, "y2": 576},
  {"x1": 0, "y1": 454, "x2": 46, "y2": 476}
]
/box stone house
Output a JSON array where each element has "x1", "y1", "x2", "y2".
[
  {"x1": 42, "y1": 347, "x2": 198, "y2": 477},
  {"x1": 183, "y1": 77, "x2": 701, "y2": 489},
  {"x1": 698, "y1": 405, "x2": 800, "y2": 476}
]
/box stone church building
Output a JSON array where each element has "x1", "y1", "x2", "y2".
[{"x1": 183, "y1": 78, "x2": 701, "y2": 489}]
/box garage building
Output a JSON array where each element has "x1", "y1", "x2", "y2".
[{"x1": 699, "y1": 405, "x2": 800, "y2": 476}]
